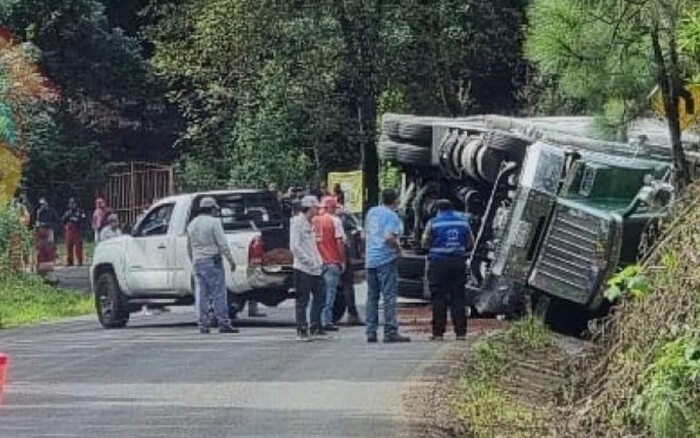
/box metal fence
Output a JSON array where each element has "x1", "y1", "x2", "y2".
[{"x1": 105, "y1": 162, "x2": 174, "y2": 227}]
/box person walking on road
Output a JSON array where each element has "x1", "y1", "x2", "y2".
[
  {"x1": 62, "y1": 198, "x2": 87, "y2": 266},
  {"x1": 290, "y1": 195, "x2": 325, "y2": 341},
  {"x1": 314, "y1": 196, "x2": 346, "y2": 332},
  {"x1": 187, "y1": 197, "x2": 238, "y2": 334},
  {"x1": 422, "y1": 200, "x2": 473, "y2": 341},
  {"x1": 364, "y1": 189, "x2": 410, "y2": 343}
]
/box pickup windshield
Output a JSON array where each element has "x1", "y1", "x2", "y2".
[{"x1": 193, "y1": 192, "x2": 284, "y2": 231}]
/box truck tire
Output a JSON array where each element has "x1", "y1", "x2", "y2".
[
  {"x1": 483, "y1": 130, "x2": 530, "y2": 156},
  {"x1": 398, "y1": 119, "x2": 433, "y2": 146},
  {"x1": 398, "y1": 279, "x2": 426, "y2": 300},
  {"x1": 460, "y1": 138, "x2": 482, "y2": 180},
  {"x1": 382, "y1": 116, "x2": 402, "y2": 140},
  {"x1": 95, "y1": 271, "x2": 129, "y2": 329},
  {"x1": 476, "y1": 145, "x2": 506, "y2": 184},
  {"x1": 398, "y1": 256, "x2": 426, "y2": 280},
  {"x1": 378, "y1": 140, "x2": 400, "y2": 161},
  {"x1": 396, "y1": 143, "x2": 432, "y2": 166}
]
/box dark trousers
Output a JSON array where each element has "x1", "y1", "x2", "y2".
[
  {"x1": 294, "y1": 269, "x2": 324, "y2": 333},
  {"x1": 428, "y1": 257, "x2": 467, "y2": 337},
  {"x1": 340, "y1": 262, "x2": 359, "y2": 317}
]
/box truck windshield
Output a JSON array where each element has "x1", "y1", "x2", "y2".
[{"x1": 209, "y1": 193, "x2": 284, "y2": 231}]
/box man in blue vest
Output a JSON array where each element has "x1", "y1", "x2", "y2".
[{"x1": 422, "y1": 199, "x2": 473, "y2": 341}]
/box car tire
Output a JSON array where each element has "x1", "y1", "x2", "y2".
[
  {"x1": 95, "y1": 271, "x2": 129, "y2": 329},
  {"x1": 378, "y1": 140, "x2": 400, "y2": 162},
  {"x1": 398, "y1": 119, "x2": 433, "y2": 146},
  {"x1": 396, "y1": 143, "x2": 432, "y2": 166},
  {"x1": 483, "y1": 130, "x2": 530, "y2": 154}
]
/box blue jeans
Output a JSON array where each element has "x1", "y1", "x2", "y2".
[
  {"x1": 321, "y1": 264, "x2": 342, "y2": 327},
  {"x1": 194, "y1": 256, "x2": 231, "y2": 329},
  {"x1": 366, "y1": 260, "x2": 398, "y2": 336}
]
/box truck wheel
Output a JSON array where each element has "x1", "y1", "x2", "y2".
[
  {"x1": 483, "y1": 130, "x2": 530, "y2": 155},
  {"x1": 228, "y1": 292, "x2": 245, "y2": 320},
  {"x1": 378, "y1": 140, "x2": 400, "y2": 161},
  {"x1": 398, "y1": 256, "x2": 426, "y2": 280},
  {"x1": 95, "y1": 272, "x2": 129, "y2": 329},
  {"x1": 397, "y1": 143, "x2": 432, "y2": 166},
  {"x1": 398, "y1": 119, "x2": 433, "y2": 146},
  {"x1": 382, "y1": 116, "x2": 402, "y2": 140}
]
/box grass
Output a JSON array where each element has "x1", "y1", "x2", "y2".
[
  {"x1": 0, "y1": 274, "x2": 94, "y2": 328},
  {"x1": 449, "y1": 316, "x2": 556, "y2": 438}
]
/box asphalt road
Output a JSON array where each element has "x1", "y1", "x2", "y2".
[{"x1": 0, "y1": 288, "x2": 447, "y2": 438}]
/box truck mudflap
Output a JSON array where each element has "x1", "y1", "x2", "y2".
[{"x1": 528, "y1": 201, "x2": 619, "y2": 305}]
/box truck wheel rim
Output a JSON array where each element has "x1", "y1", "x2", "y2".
[{"x1": 98, "y1": 290, "x2": 114, "y2": 319}]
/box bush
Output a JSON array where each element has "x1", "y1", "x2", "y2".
[{"x1": 0, "y1": 202, "x2": 31, "y2": 275}]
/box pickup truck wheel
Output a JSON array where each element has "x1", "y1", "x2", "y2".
[{"x1": 95, "y1": 272, "x2": 129, "y2": 329}]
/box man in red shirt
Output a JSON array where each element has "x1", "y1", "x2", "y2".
[{"x1": 314, "y1": 196, "x2": 346, "y2": 332}]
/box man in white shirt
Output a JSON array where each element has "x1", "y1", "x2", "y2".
[
  {"x1": 289, "y1": 195, "x2": 324, "y2": 341},
  {"x1": 99, "y1": 214, "x2": 122, "y2": 242}
]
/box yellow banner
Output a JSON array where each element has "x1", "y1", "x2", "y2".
[
  {"x1": 327, "y1": 170, "x2": 363, "y2": 214},
  {"x1": 0, "y1": 142, "x2": 22, "y2": 207}
]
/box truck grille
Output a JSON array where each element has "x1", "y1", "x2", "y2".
[{"x1": 530, "y1": 204, "x2": 609, "y2": 304}]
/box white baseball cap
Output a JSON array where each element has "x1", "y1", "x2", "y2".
[
  {"x1": 300, "y1": 195, "x2": 320, "y2": 208},
  {"x1": 199, "y1": 197, "x2": 219, "y2": 209}
]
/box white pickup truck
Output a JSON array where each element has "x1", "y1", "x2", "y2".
[{"x1": 90, "y1": 189, "x2": 294, "y2": 328}]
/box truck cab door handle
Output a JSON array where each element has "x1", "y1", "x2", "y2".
[{"x1": 157, "y1": 244, "x2": 167, "y2": 249}]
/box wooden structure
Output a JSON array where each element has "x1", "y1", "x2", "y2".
[{"x1": 105, "y1": 162, "x2": 174, "y2": 226}]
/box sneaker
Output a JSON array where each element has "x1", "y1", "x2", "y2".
[
  {"x1": 384, "y1": 333, "x2": 411, "y2": 343},
  {"x1": 219, "y1": 326, "x2": 239, "y2": 334},
  {"x1": 346, "y1": 314, "x2": 364, "y2": 326},
  {"x1": 430, "y1": 335, "x2": 444, "y2": 342},
  {"x1": 367, "y1": 333, "x2": 378, "y2": 343},
  {"x1": 199, "y1": 327, "x2": 210, "y2": 334},
  {"x1": 296, "y1": 331, "x2": 311, "y2": 342},
  {"x1": 323, "y1": 325, "x2": 340, "y2": 332},
  {"x1": 311, "y1": 329, "x2": 332, "y2": 339},
  {"x1": 456, "y1": 335, "x2": 467, "y2": 341}
]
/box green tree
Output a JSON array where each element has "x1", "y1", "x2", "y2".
[{"x1": 526, "y1": 0, "x2": 693, "y2": 185}]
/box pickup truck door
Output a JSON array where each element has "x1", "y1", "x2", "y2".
[{"x1": 125, "y1": 202, "x2": 176, "y2": 294}]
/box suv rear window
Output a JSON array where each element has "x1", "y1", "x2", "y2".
[{"x1": 193, "y1": 192, "x2": 283, "y2": 231}]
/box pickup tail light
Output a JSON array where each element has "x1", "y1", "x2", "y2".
[{"x1": 248, "y1": 236, "x2": 264, "y2": 266}]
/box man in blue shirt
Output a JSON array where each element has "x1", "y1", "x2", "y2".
[
  {"x1": 422, "y1": 199, "x2": 473, "y2": 341},
  {"x1": 364, "y1": 189, "x2": 410, "y2": 343}
]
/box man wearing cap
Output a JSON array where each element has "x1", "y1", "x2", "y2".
[
  {"x1": 290, "y1": 195, "x2": 325, "y2": 341},
  {"x1": 99, "y1": 214, "x2": 122, "y2": 242},
  {"x1": 314, "y1": 196, "x2": 346, "y2": 332},
  {"x1": 422, "y1": 199, "x2": 473, "y2": 341},
  {"x1": 187, "y1": 197, "x2": 238, "y2": 334},
  {"x1": 365, "y1": 189, "x2": 410, "y2": 343}
]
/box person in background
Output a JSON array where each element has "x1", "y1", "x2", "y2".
[
  {"x1": 314, "y1": 196, "x2": 346, "y2": 332},
  {"x1": 338, "y1": 209, "x2": 363, "y2": 326},
  {"x1": 422, "y1": 200, "x2": 473, "y2": 341},
  {"x1": 364, "y1": 189, "x2": 410, "y2": 343},
  {"x1": 187, "y1": 197, "x2": 238, "y2": 334},
  {"x1": 92, "y1": 197, "x2": 111, "y2": 243},
  {"x1": 333, "y1": 183, "x2": 345, "y2": 206},
  {"x1": 99, "y1": 214, "x2": 122, "y2": 242},
  {"x1": 34, "y1": 198, "x2": 58, "y2": 275},
  {"x1": 62, "y1": 198, "x2": 87, "y2": 266},
  {"x1": 290, "y1": 195, "x2": 326, "y2": 341}
]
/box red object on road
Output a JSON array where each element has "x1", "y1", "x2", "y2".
[{"x1": 0, "y1": 353, "x2": 7, "y2": 403}]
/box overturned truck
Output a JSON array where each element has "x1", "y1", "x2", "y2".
[{"x1": 381, "y1": 114, "x2": 700, "y2": 328}]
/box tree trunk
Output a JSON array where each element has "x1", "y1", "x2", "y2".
[
  {"x1": 336, "y1": 0, "x2": 382, "y2": 212},
  {"x1": 651, "y1": 26, "x2": 690, "y2": 187}
]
